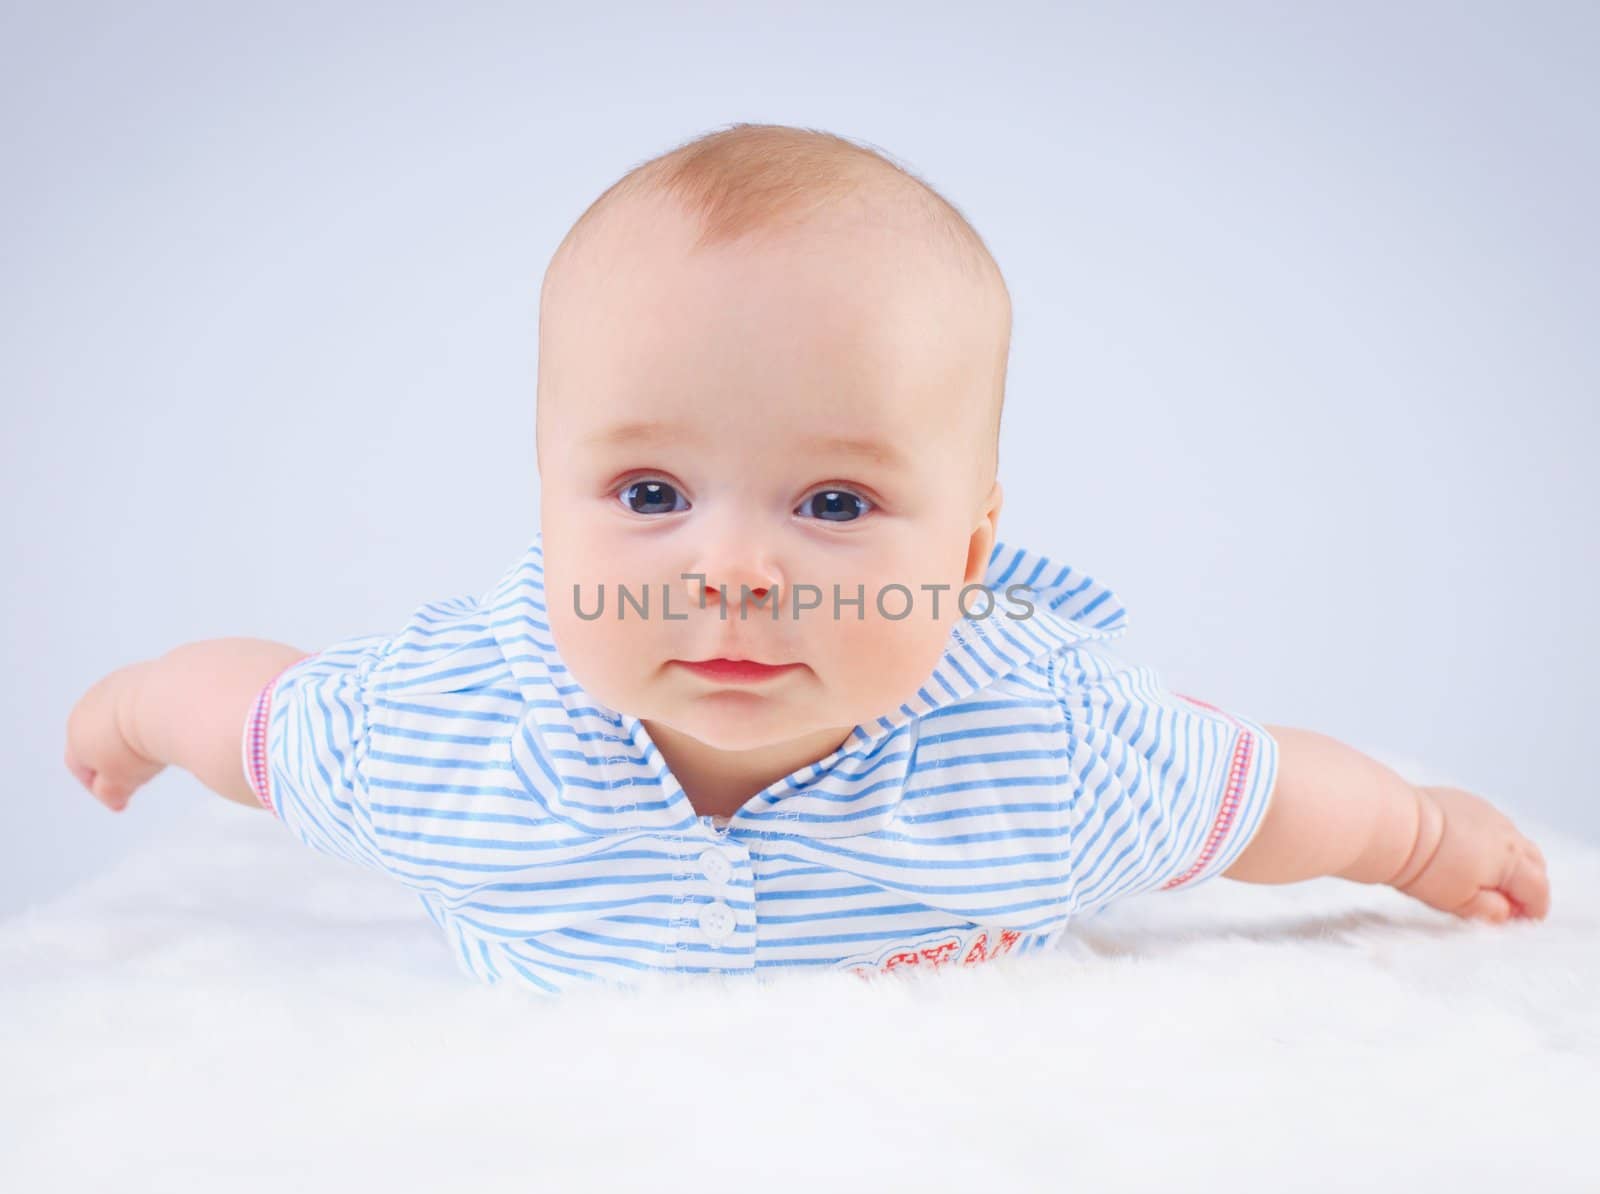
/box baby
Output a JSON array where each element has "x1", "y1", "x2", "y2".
[{"x1": 65, "y1": 123, "x2": 1550, "y2": 995}]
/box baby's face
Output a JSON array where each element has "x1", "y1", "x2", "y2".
[{"x1": 537, "y1": 201, "x2": 1006, "y2": 754}]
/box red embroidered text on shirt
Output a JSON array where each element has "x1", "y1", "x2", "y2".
[{"x1": 846, "y1": 928, "x2": 1023, "y2": 980}]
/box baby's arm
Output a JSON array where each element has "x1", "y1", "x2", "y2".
[
  {"x1": 65, "y1": 639, "x2": 310, "y2": 811},
  {"x1": 1223, "y1": 725, "x2": 1551, "y2": 922}
]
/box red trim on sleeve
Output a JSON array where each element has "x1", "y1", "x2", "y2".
[
  {"x1": 1159, "y1": 693, "x2": 1256, "y2": 890},
  {"x1": 244, "y1": 664, "x2": 299, "y2": 816}
]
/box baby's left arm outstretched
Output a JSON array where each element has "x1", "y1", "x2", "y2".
[{"x1": 1223, "y1": 726, "x2": 1551, "y2": 923}]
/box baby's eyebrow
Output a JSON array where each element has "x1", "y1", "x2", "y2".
[
  {"x1": 587, "y1": 419, "x2": 907, "y2": 469},
  {"x1": 584, "y1": 419, "x2": 691, "y2": 450},
  {"x1": 805, "y1": 433, "x2": 907, "y2": 469}
]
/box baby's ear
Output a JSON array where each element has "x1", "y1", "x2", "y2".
[{"x1": 962, "y1": 480, "x2": 1004, "y2": 586}]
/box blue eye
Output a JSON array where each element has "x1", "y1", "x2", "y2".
[
  {"x1": 617, "y1": 481, "x2": 872, "y2": 521},
  {"x1": 798, "y1": 489, "x2": 872, "y2": 522},
  {"x1": 619, "y1": 480, "x2": 689, "y2": 515}
]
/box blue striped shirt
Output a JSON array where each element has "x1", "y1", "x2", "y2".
[{"x1": 242, "y1": 533, "x2": 1279, "y2": 995}]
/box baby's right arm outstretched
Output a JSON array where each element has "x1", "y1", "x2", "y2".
[{"x1": 65, "y1": 639, "x2": 311, "y2": 812}]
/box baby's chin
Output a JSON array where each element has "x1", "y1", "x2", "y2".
[
  {"x1": 636, "y1": 683, "x2": 864, "y2": 754},
  {"x1": 646, "y1": 692, "x2": 820, "y2": 751}
]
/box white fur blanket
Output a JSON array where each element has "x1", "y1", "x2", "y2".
[{"x1": 3, "y1": 777, "x2": 1595, "y2": 1192}]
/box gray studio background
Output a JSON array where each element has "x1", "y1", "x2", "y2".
[{"x1": 4, "y1": 2, "x2": 1594, "y2": 915}]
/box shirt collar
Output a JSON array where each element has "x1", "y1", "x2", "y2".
[{"x1": 482, "y1": 531, "x2": 1128, "y2": 839}]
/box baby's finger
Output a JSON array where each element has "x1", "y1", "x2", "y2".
[
  {"x1": 1522, "y1": 838, "x2": 1546, "y2": 869},
  {"x1": 63, "y1": 745, "x2": 96, "y2": 790},
  {"x1": 1503, "y1": 852, "x2": 1550, "y2": 920},
  {"x1": 1456, "y1": 889, "x2": 1512, "y2": 924},
  {"x1": 89, "y1": 773, "x2": 131, "y2": 813}
]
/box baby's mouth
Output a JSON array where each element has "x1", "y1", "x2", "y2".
[{"x1": 671, "y1": 658, "x2": 804, "y2": 685}]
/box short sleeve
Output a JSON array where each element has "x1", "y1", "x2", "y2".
[
  {"x1": 1051, "y1": 646, "x2": 1280, "y2": 914},
  {"x1": 240, "y1": 632, "x2": 395, "y2": 872}
]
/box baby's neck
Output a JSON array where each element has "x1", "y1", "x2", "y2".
[{"x1": 639, "y1": 717, "x2": 856, "y2": 820}]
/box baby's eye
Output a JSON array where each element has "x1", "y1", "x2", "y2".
[
  {"x1": 797, "y1": 489, "x2": 873, "y2": 523},
  {"x1": 618, "y1": 480, "x2": 689, "y2": 516}
]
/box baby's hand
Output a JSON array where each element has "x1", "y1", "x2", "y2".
[
  {"x1": 1391, "y1": 785, "x2": 1550, "y2": 923},
  {"x1": 64, "y1": 663, "x2": 165, "y2": 812}
]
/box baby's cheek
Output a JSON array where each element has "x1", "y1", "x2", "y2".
[
  {"x1": 547, "y1": 605, "x2": 653, "y2": 712},
  {"x1": 819, "y1": 608, "x2": 950, "y2": 717}
]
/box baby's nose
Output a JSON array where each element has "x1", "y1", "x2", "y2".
[{"x1": 684, "y1": 563, "x2": 783, "y2": 612}]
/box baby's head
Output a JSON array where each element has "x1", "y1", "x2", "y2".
[{"x1": 535, "y1": 123, "x2": 1013, "y2": 755}]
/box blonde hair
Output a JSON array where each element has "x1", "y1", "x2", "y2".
[{"x1": 554, "y1": 122, "x2": 1005, "y2": 291}]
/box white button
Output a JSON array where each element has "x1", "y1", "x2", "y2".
[
  {"x1": 698, "y1": 901, "x2": 735, "y2": 943},
  {"x1": 698, "y1": 847, "x2": 733, "y2": 886}
]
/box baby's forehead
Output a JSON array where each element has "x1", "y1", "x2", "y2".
[
  {"x1": 566, "y1": 379, "x2": 985, "y2": 503},
  {"x1": 561, "y1": 213, "x2": 996, "y2": 373},
  {"x1": 555, "y1": 187, "x2": 991, "y2": 312},
  {"x1": 541, "y1": 194, "x2": 1005, "y2": 469}
]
